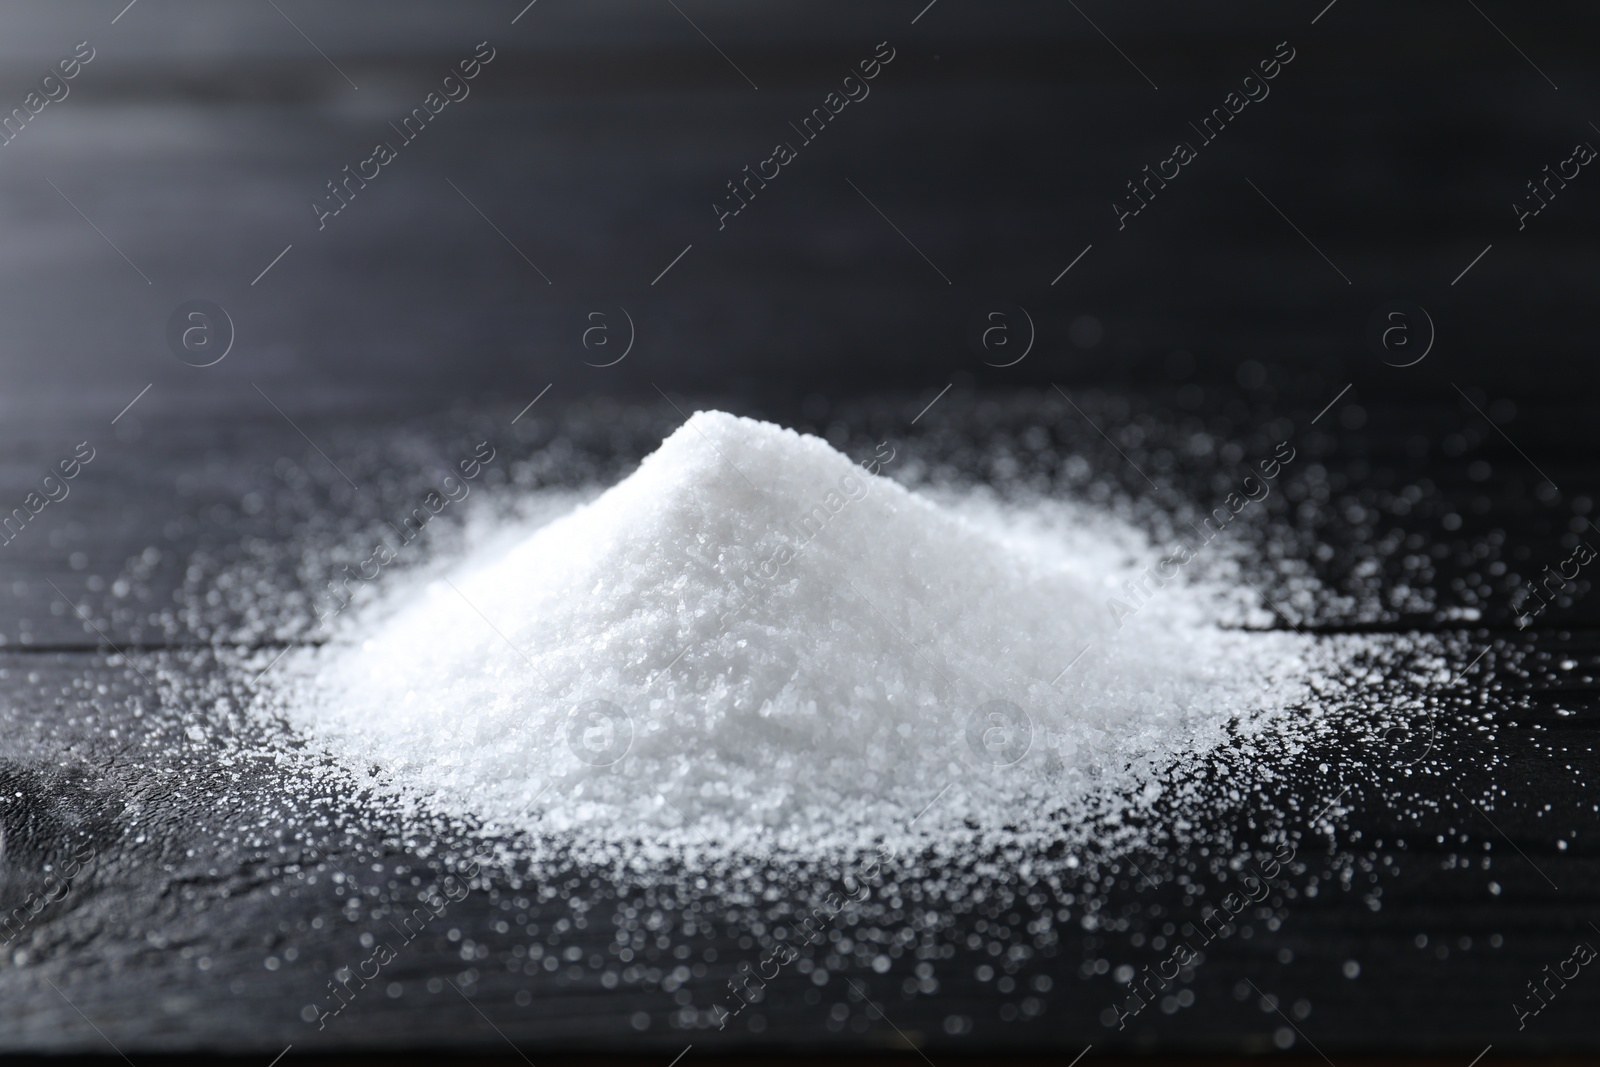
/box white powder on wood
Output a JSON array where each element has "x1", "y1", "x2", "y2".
[{"x1": 271, "y1": 412, "x2": 1335, "y2": 854}]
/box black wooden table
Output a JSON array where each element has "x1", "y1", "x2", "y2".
[{"x1": 1, "y1": 1, "x2": 1597, "y2": 1061}]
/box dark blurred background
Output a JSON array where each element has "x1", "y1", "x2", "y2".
[{"x1": 0, "y1": 0, "x2": 1593, "y2": 426}]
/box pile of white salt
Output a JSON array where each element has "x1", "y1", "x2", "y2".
[{"x1": 273, "y1": 411, "x2": 1329, "y2": 853}]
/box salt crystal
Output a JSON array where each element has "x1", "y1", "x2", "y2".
[{"x1": 272, "y1": 412, "x2": 1338, "y2": 855}]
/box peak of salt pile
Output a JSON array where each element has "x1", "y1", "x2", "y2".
[{"x1": 281, "y1": 411, "x2": 1317, "y2": 850}]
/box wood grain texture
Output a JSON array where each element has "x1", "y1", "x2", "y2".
[{"x1": 0, "y1": 0, "x2": 1597, "y2": 1058}]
